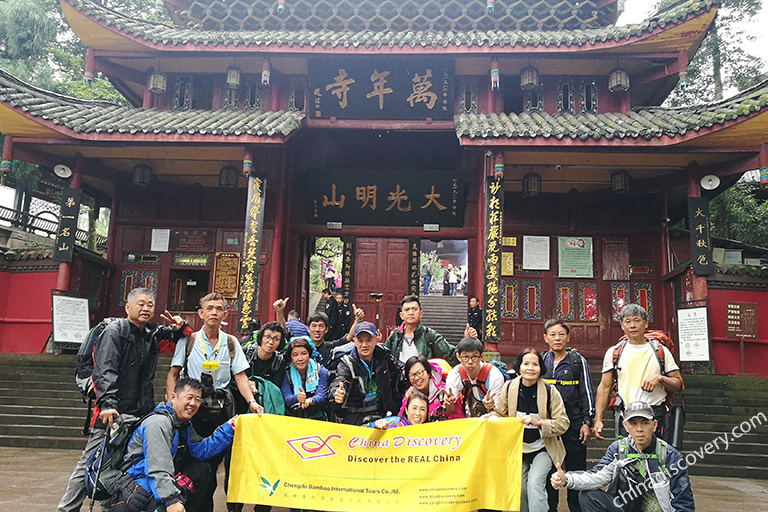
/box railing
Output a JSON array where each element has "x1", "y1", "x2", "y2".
[{"x1": 0, "y1": 205, "x2": 108, "y2": 248}]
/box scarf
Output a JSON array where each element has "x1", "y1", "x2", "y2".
[{"x1": 290, "y1": 358, "x2": 319, "y2": 394}]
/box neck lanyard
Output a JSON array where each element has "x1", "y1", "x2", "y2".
[{"x1": 200, "y1": 330, "x2": 223, "y2": 361}]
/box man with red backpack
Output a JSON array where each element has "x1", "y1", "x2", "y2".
[
  {"x1": 444, "y1": 337, "x2": 507, "y2": 417},
  {"x1": 593, "y1": 304, "x2": 684, "y2": 443}
]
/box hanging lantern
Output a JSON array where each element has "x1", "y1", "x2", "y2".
[
  {"x1": 617, "y1": 0, "x2": 626, "y2": 15},
  {"x1": 487, "y1": 0, "x2": 495, "y2": 13},
  {"x1": 219, "y1": 165, "x2": 239, "y2": 188},
  {"x1": 132, "y1": 164, "x2": 153, "y2": 187},
  {"x1": 262, "y1": 58, "x2": 271, "y2": 87},
  {"x1": 522, "y1": 172, "x2": 541, "y2": 197},
  {"x1": 147, "y1": 72, "x2": 167, "y2": 95},
  {"x1": 277, "y1": 0, "x2": 285, "y2": 14},
  {"x1": 608, "y1": 68, "x2": 630, "y2": 92},
  {"x1": 83, "y1": 69, "x2": 94, "y2": 86},
  {"x1": 490, "y1": 59, "x2": 500, "y2": 91},
  {"x1": 154, "y1": 0, "x2": 164, "y2": 13},
  {"x1": 760, "y1": 168, "x2": 768, "y2": 189},
  {"x1": 520, "y1": 66, "x2": 539, "y2": 91},
  {"x1": 677, "y1": 69, "x2": 690, "y2": 91},
  {"x1": 243, "y1": 150, "x2": 253, "y2": 176},
  {"x1": 226, "y1": 66, "x2": 241, "y2": 89},
  {"x1": 0, "y1": 159, "x2": 11, "y2": 175},
  {"x1": 611, "y1": 170, "x2": 630, "y2": 194}
]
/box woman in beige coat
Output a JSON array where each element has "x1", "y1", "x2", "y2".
[{"x1": 486, "y1": 348, "x2": 570, "y2": 512}]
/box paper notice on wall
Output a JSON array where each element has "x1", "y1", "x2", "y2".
[
  {"x1": 151, "y1": 229, "x2": 170, "y2": 252},
  {"x1": 522, "y1": 236, "x2": 550, "y2": 270},
  {"x1": 677, "y1": 307, "x2": 710, "y2": 362}
]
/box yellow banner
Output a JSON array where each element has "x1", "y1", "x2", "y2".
[{"x1": 229, "y1": 415, "x2": 522, "y2": 512}]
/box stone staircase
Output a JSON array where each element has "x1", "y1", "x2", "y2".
[
  {"x1": 418, "y1": 295, "x2": 468, "y2": 345},
  {"x1": 1, "y1": 353, "x2": 767, "y2": 481},
  {"x1": 586, "y1": 373, "x2": 768, "y2": 480},
  {"x1": 0, "y1": 353, "x2": 171, "y2": 450}
]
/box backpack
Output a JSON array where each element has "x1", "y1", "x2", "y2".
[
  {"x1": 75, "y1": 318, "x2": 127, "y2": 399},
  {"x1": 542, "y1": 348, "x2": 583, "y2": 386},
  {"x1": 609, "y1": 330, "x2": 675, "y2": 409},
  {"x1": 75, "y1": 318, "x2": 130, "y2": 436},
  {"x1": 85, "y1": 410, "x2": 173, "y2": 501},
  {"x1": 456, "y1": 362, "x2": 511, "y2": 418},
  {"x1": 249, "y1": 376, "x2": 285, "y2": 415}
]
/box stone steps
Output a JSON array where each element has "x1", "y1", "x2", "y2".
[{"x1": 418, "y1": 295, "x2": 468, "y2": 345}]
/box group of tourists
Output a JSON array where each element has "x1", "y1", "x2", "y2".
[
  {"x1": 57, "y1": 287, "x2": 693, "y2": 512},
  {"x1": 420, "y1": 257, "x2": 466, "y2": 296}
]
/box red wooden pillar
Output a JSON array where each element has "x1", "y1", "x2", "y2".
[
  {"x1": 267, "y1": 149, "x2": 286, "y2": 321},
  {"x1": 106, "y1": 191, "x2": 119, "y2": 264},
  {"x1": 686, "y1": 162, "x2": 707, "y2": 301},
  {"x1": 55, "y1": 154, "x2": 84, "y2": 291},
  {"x1": 1, "y1": 135, "x2": 13, "y2": 178}
]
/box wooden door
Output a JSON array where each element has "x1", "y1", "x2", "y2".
[{"x1": 353, "y1": 238, "x2": 409, "y2": 337}]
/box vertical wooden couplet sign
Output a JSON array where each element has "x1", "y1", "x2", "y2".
[
  {"x1": 52, "y1": 188, "x2": 82, "y2": 263},
  {"x1": 688, "y1": 197, "x2": 714, "y2": 276},
  {"x1": 483, "y1": 173, "x2": 504, "y2": 343},
  {"x1": 408, "y1": 237, "x2": 421, "y2": 296},
  {"x1": 341, "y1": 236, "x2": 356, "y2": 304},
  {"x1": 238, "y1": 173, "x2": 267, "y2": 333}
]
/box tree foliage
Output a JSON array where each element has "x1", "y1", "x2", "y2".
[
  {"x1": 710, "y1": 182, "x2": 768, "y2": 248},
  {"x1": 0, "y1": 0, "x2": 169, "y2": 103},
  {"x1": 657, "y1": 0, "x2": 766, "y2": 106}
]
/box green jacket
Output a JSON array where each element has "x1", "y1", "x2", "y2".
[{"x1": 384, "y1": 324, "x2": 457, "y2": 365}]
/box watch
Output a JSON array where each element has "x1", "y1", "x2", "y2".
[{"x1": 248, "y1": 398, "x2": 257, "y2": 404}]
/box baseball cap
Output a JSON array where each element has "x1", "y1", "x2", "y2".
[
  {"x1": 353, "y1": 322, "x2": 377, "y2": 337},
  {"x1": 623, "y1": 401, "x2": 655, "y2": 421}
]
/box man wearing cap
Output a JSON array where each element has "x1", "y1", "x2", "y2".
[
  {"x1": 551, "y1": 401, "x2": 694, "y2": 512},
  {"x1": 331, "y1": 321, "x2": 402, "y2": 425}
]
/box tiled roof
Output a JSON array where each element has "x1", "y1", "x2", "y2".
[
  {"x1": 455, "y1": 79, "x2": 768, "y2": 141},
  {"x1": 714, "y1": 264, "x2": 768, "y2": 279},
  {"x1": 165, "y1": 0, "x2": 620, "y2": 33},
  {"x1": 0, "y1": 69, "x2": 304, "y2": 138},
  {"x1": 65, "y1": 0, "x2": 717, "y2": 50}
]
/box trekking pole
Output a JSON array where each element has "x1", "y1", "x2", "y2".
[{"x1": 88, "y1": 415, "x2": 116, "y2": 512}]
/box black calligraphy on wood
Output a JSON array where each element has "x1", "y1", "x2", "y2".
[{"x1": 53, "y1": 188, "x2": 82, "y2": 263}]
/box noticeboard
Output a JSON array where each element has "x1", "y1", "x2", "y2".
[
  {"x1": 725, "y1": 302, "x2": 758, "y2": 339},
  {"x1": 51, "y1": 291, "x2": 90, "y2": 347},
  {"x1": 677, "y1": 306, "x2": 711, "y2": 362}
]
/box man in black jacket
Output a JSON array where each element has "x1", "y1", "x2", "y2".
[
  {"x1": 331, "y1": 322, "x2": 402, "y2": 425},
  {"x1": 57, "y1": 287, "x2": 187, "y2": 512}
]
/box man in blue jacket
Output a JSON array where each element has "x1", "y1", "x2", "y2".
[
  {"x1": 114, "y1": 377, "x2": 235, "y2": 512},
  {"x1": 551, "y1": 401, "x2": 694, "y2": 512}
]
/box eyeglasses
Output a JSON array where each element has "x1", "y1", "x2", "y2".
[
  {"x1": 262, "y1": 335, "x2": 281, "y2": 344},
  {"x1": 459, "y1": 355, "x2": 482, "y2": 362},
  {"x1": 408, "y1": 368, "x2": 427, "y2": 379}
]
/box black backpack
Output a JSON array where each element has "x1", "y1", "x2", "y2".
[
  {"x1": 75, "y1": 318, "x2": 129, "y2": 435},
  {"x1": 84, "y1": 409, "x2": 174, "y2": 501}
]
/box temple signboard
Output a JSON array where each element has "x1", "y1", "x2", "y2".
[
  {"x1": 309, "y1": 59, "x2": 454, "y2": 121},
  {"x1": 213, "y1": 252, "x2": 241, "y2": 298},
  {"x1": 307, "y1": 170, "x2": 464, "y2": 227}
]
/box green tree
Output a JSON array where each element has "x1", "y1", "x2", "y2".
[
  {"x1": 710, "y1": 182, "x2": 768, "y2": 247},
  {"x1": 656, "y1": 0, "x2": 765, "y2": 105},
  {"x1": 0, "y1": 0, "x2": 56, "y2": 87}
]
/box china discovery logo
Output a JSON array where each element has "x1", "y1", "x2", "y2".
[{"x1": 285, "y1": 433, "x2": 343, "y2": 461}]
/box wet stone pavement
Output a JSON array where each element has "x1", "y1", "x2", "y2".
[{"x1": 3, "y1": 447, "x2": 767, "y2": 511}]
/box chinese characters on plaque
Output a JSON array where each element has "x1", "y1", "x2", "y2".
[
  {"x1": 483, "y1": 176, "x2": 504, "y2": 343},
  {"x1": 558, "y1": 237, "x2": 594, "y2": 278},
  {"x1": 725, "y1": 302, "x2": 758, "y2": 339},
  {"x1": 308, "y1": 170, "x2": 464, "y2": 227},
  {"x1": 52, "y1": 188, "x2": 82, "y2": 263},
  {"x1": 341, "y1": 236, "x2": 356, "y2": 303},
  {"x1": 213, "y1": 253, "x2": 241, "y2": 298},
  {"x1": 688, "y1": 197, "x2": 714, "y2": 275},
  {"x1": 408, "y1": 238, "x2": 421, "y2": 296},
  {"x1": 238, "y1": 174, "x2": 266, "y2": 332},
  {"x1": 309, "y1": 59, "x2": 454, "y2": 121}
]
